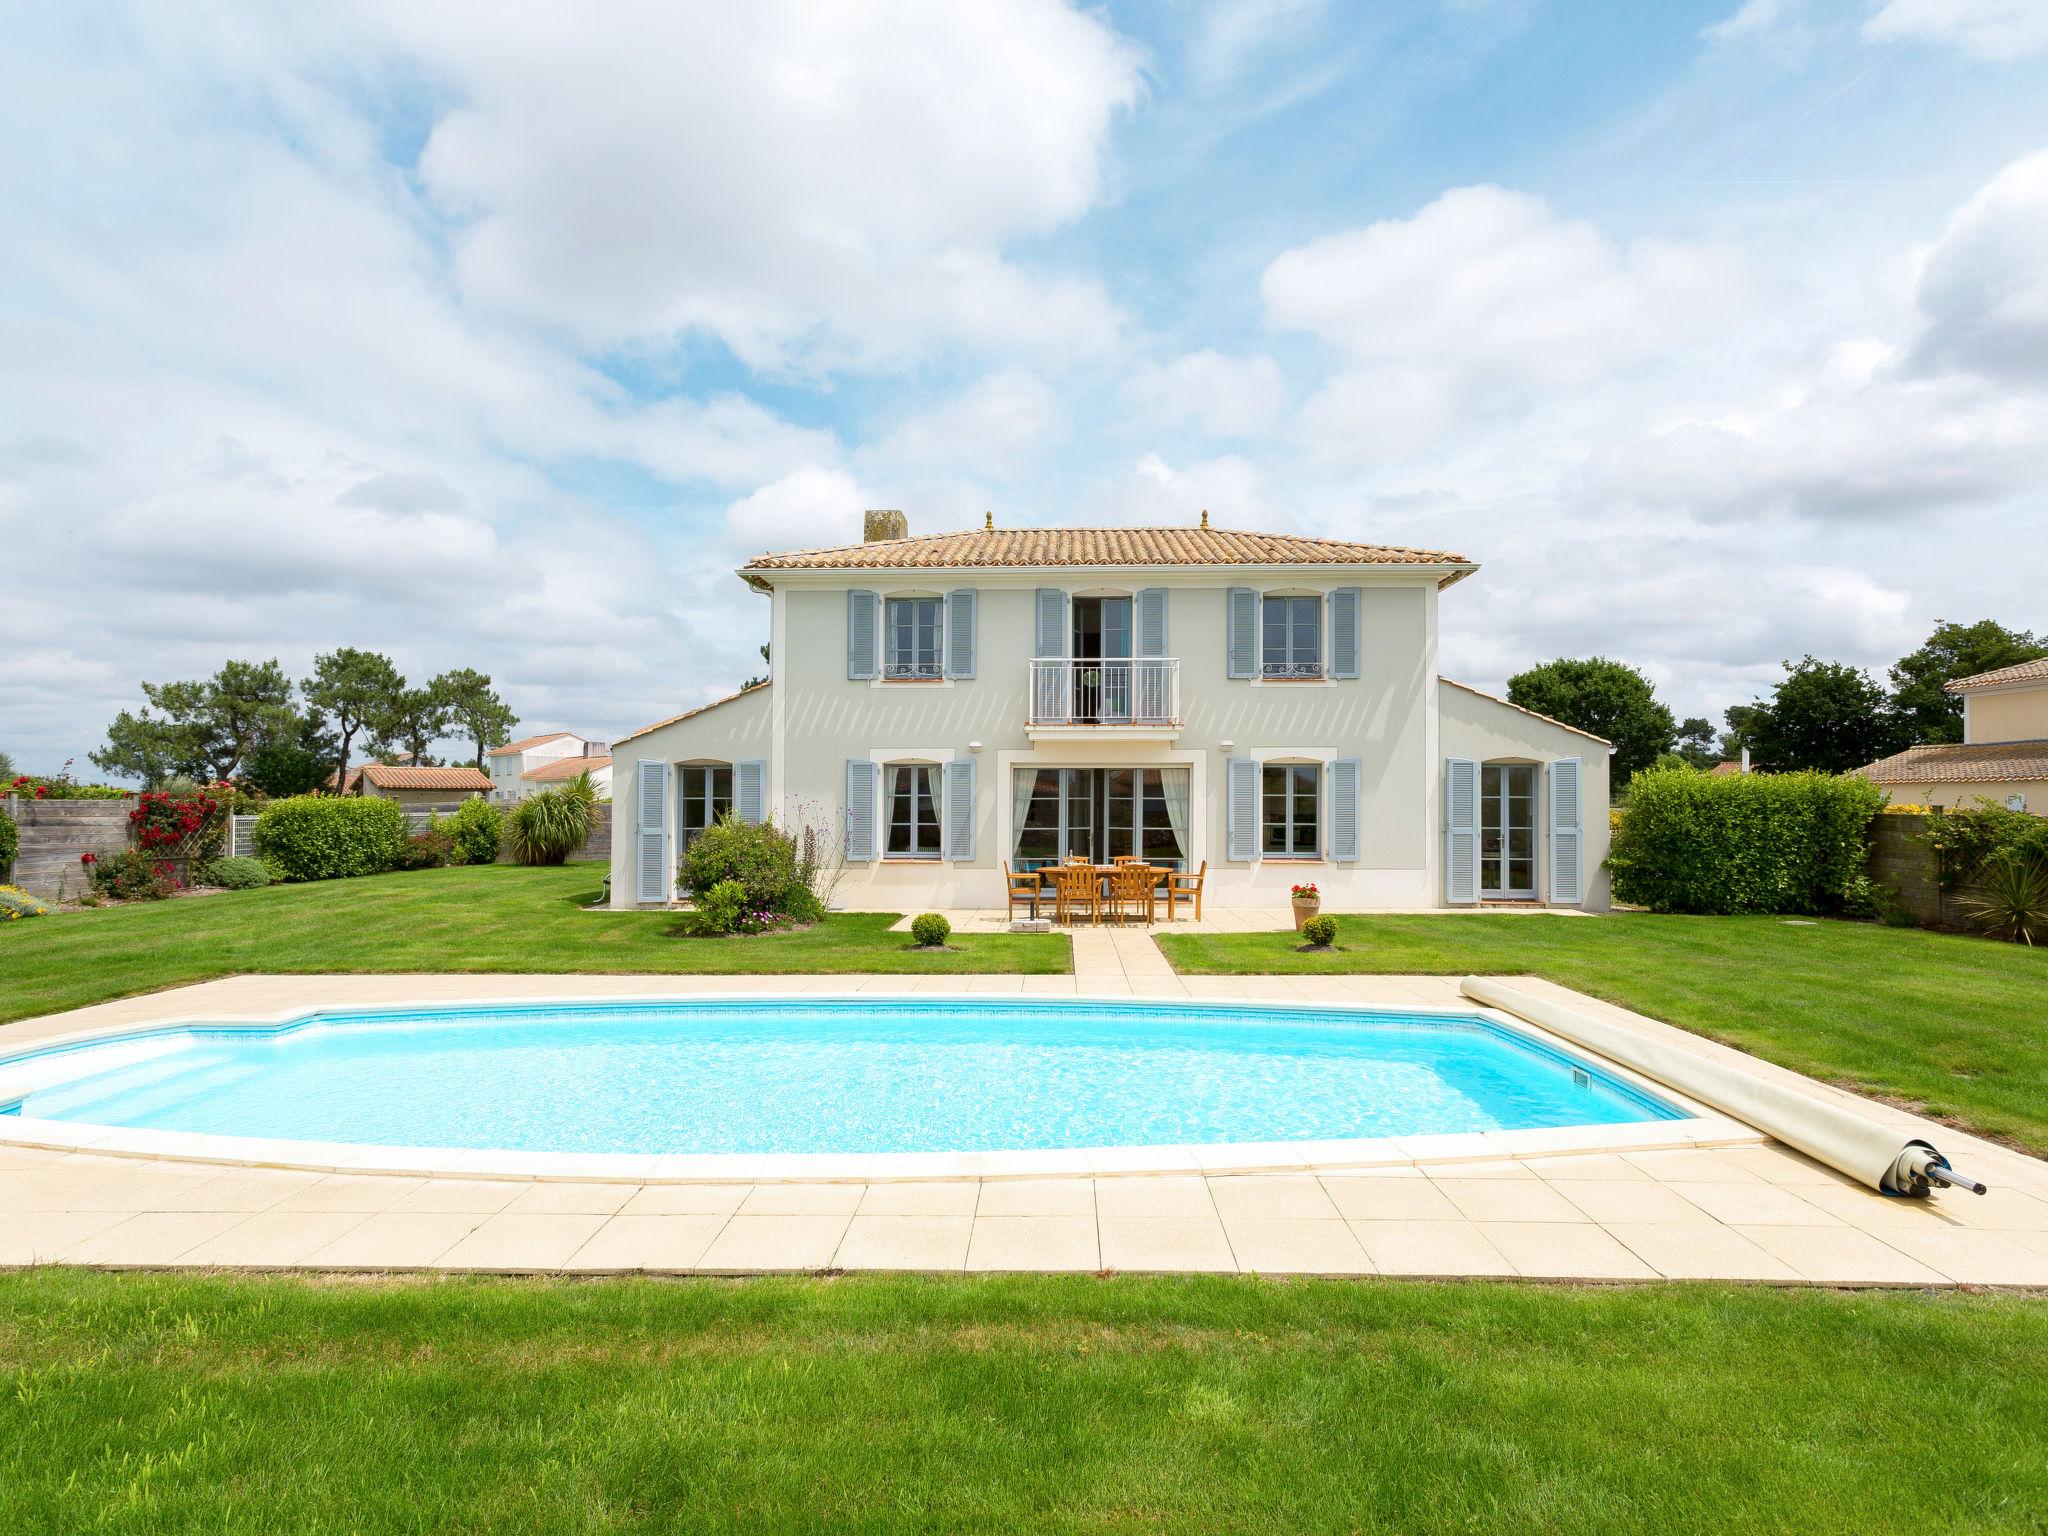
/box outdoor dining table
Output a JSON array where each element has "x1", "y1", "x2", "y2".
[{"x1": 1035, "y1": 864, "x2": 1167, "y2": 924}]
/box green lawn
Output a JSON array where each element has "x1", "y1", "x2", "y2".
[
  {"x1": 0, "y1": 865, "x2": 1068, "y2": 1025},
  {"x1": 1160, "y1": 916, "x2": 2048, "y2": 1155},
  {"x1": 1, "y1": 1270, "x2": 2042, "y2": 1534}
]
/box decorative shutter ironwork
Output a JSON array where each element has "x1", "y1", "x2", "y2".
[
  {"x1": 1331, "y1": 757, "x2": 1361, "y2": 861},
  {"x1": 1226, "y1": 756, "x2": 1257, "y2": 861},
  {"x1": 945, "y1": 589, "x2": 977, "y2": 679},
  {"x1": 1137, "y1": 588, "x2": 1168, "y2": 657},
  {"x1": 946, "y1": 757, "x2": 976, "y2": 861},
  {"x1": 1443, "y1": 758, "x2": 1479, "y2": 905},
  {"x1": 1227, "y1": 588, "x2": 1256, "y2": 678},
  {"x1": 1035, "y1": 588, "x2": 1067, "y2": 658},
  {"x1": 846, "y1": 590, "x2": 879, "y2": 680},
  {"x1": 735, "y1": 760, "x2": 765, "y2": 825},
  {"x1": 844, "y1": 758, "x2": 876, "y2": 862},
  {"x1": 635, "y1": 760, "x2": 669, "y2": 903},
  {"x1": 1331, "y1": 587, "x2": 1361, "y2": 679},
  {"x1": 1549, "y1": 757, "x2": 1583, "y2": 905}
]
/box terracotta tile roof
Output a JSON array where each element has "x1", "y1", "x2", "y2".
[
  {"x1": 742, "y1": 525, "x2": 1474, "y2": 581},
  {"x1": 1440, "y1": 678, "x2": 1614, "y2": 746},
  {"x1": 490, "y1": 732, "x2": 572, "y2": 756},
  {"x1": 614, "y1": 681, "x2": 771, "y2": 749},
  {"x1": 1856, "y1": 739, "x2": 2048, "y2": 785},
  {"x1": 1945, "y1": 656, "x2": 2048, "y2": 693},
  {"x1": 357, "y1": 763, "x2": 493, "y2": 792},
  {"x1": 522, "y1": 754, "x2": 612, "y2": 783}
]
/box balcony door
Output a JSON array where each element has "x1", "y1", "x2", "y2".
[
  {"x1": 1479, "y1": 763, "x2": 1535, "y2": 898},
  {"x1": 1070, "y1": 597, "x2": 1132, "y2": 722}
]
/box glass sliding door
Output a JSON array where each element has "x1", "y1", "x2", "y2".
[
  {"x1": 1011, "y1": 767, "x2": 1186, "y2": 871},
  {"x1": 1479, "y1": 763, "x2": 1536, "y2": 897}
]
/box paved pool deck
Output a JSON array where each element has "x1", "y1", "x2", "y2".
[{"x1": 4, "y1": 957, "x2": 2047, "y2": 1285}]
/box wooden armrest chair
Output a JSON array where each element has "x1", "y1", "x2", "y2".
[
  {"x1": 1110, "y1": 863, "x2": 1157, "y2": 925},
  {"x1": 1051, "y1": 865, "x2": 1101, "y2": 926},
  {"x1": 1164, "y1": 860, "x2": 1206, "y2": 922},
  {"x1": 1111, "y1": 855, "x2": 1142, "y2": 865},
  {"x1": 1004, "y1": 863, "x2": 1042, "y2": 920}
]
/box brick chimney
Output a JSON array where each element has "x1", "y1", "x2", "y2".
[{"x1": 863, "y1": 509, "x2": 908, "y2": 543}]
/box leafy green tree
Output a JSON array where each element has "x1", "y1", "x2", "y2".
[
  {"x1": 1506, "y1": 657, "x2": 1676, "y2": 786},
  {"x1": 91, "y1": 659, "x2": 298, "y2": 785},
  {"x1": 1888, "y1": 619, "x2": 2047, "y2": 744},
  {"x1": 372, "y1": 686, "x2": 453, "y2": 766},
  {"x1": 1674, "y1": 717, "x2": 1719, "y2": 768},
  {"x1": 304, "y1": 648, "x2": 404, "y2": 795},
  {"x1": 433, "y1": 668, "x2": 518, "y2": 770},
  {"x1": 1737, "y1": 657, "x2": 1906, "y2": 774}
]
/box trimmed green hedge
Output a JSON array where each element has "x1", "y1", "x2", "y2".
[
  {"x1": 1607, "y1": 768, "x2": 1883, "y2": 914},
  {"x1": 253, "y1": 796, "x2": 406, "y2": 883}
]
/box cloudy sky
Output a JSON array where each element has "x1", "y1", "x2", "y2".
[{"x1": 4, "y1": 0, "x2": 2046, "y2": 773}]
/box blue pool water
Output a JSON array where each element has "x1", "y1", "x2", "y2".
[{"x1": 3, "y1": 999, "x2": 1678, "y2": 1155}]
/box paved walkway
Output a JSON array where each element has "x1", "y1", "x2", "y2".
[{"x1": 4, "y1": 970, "x2": 2046, "y2": 1284}]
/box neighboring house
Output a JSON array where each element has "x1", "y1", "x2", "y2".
[
  {"x1": 608, "y1": 513, "x2": 1614, "y2": 911},
  {"x1": 339, "y1": 762, "x2": 492, "y2": 809},
  {"x1": 488, "y1": 733, "x2": 613, "y2": 803},
  {"x1": 1858, "y1": 656, "x2": 2048, "y2": 813}
]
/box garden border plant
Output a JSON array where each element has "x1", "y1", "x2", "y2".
[
  {"x1": 677, "y1": 812, "x2": 832, "y2": 936},
  {"x1": 253, "y1": 795, "x2": 407, "y2": 882}
]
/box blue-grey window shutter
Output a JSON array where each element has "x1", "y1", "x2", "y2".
[
  {"x1": 1137, "y1": 588, "x2": 1168, "y2": 657},
  {"x1": 1035, "y1": 588, "x2": 1067, "y2": 657},
  {"x1": 945, "y1": 757, "x2": 976, "y2": 861},
  {"x1": 1443, "y1": 758, "x2": 1479, "y2": 905},
  {"x1": 1331, "y1": 757, "x2": 1360, "y2": 861},
  {"x1": 847, "y1": 590, "x2": 878, "y2": 680},
  {"x1": 1227, "y1": 588, "x2": 1256, "y2": 678},
  {"x1": 945, "y1": 589, "x2": 976, "y2": 679},
  {"x1": 1226, "y1": 756, "x2": 1257, "y2": 861},
  {"x1": 844, "y1": 758, "x2": 876, "y2": 862},
  {"x1": 1332, "y1": 587, "x2": 1361, "y2": 679},
  {"x1": 735, "y1": 760, "x2": 765, "y2": 825},
  {"x1": 1549, "y1": 758, "x2": 1583, "y2": 905},
  {"x1": 635, "y1": 760, "x2": 669, "y2": 903}
]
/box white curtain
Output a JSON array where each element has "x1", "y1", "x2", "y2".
[
  {"x1": 1012, "y1": 768, "x2": 1037, "y2": 861},
  {"x1": 1158, "y1": 767, "x2": 1190, "y2": 866}
]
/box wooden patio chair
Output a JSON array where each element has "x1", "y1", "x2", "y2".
[
  {"x1": 1109, "y1": 862, "x2": 1157, "y2": 925},
  {"x1": 1050, "y1": 864, "x2": 1102, "y2": 926},
  {"x1": 1111, "y1": 855, "x2": 1142, "y2": 865},
  {"x1": 1163, "y1": 860, "x2": 1206, "y2": 922},
  {"x1": 1003, "y1": 863, "x2": 1043, "y2": 921}
]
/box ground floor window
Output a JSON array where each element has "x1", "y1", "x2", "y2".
[
  {"x1": 1012, "y1": 767, "x2": 1188, "y2": 870},
  {"x1": 1261, "y1": 762, "x2": 1319, "y2": 857},
  {"x1": 886, "y1": 763, "x2": 943, "y2": 858},
  {"x1": 679, "y1": 764, "x2": 733, "y2": 854}
]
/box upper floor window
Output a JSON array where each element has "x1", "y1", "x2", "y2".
[
  {"x1": 885, "y1": 763, "x2": 943, "y2": 858},
  {"x1": 1262, "y1": 595, "x2": 1322, "y2": 678},
  {"x1": 884, "y1": 596, "x2": 943, "y2": 680}
]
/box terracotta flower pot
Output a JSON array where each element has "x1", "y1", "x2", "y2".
[{"x1": 1291, "y1": 896, "x2": 1320, "y2": 932}]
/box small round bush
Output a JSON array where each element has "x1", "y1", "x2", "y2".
[
  {"x1": 447, "y1": 796, "x2": 504, "y2": 866},
  {"x1": 1300, "y1": 914, "x2": 1337, "y2": 947},
  {"x1": 202, "y1": 856, "x2": 272, "y2": 890},
  {"x1": 910, "y1": 912, "x2": 951, "y2": 948}
]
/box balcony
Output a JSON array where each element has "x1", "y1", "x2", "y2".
[{"x1": 1027, "y1": 657, "x2": 1181, "y2": 738}]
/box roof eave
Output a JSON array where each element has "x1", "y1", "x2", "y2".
[{"x1": 738, "y1": 559, "x2": 1480, "y2": 589}]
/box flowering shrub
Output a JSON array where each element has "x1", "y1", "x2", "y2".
[
  {"x1": 0, "y1": 884, "x2": 49, "y2": 920},
  {"x1": 129, "y1": 783, "x2": 230, "y2": 861},
  {"x1": 391, "y1": 825, "x2": 455, "y2": 871},
  {"x1": 87, "y1": 849, "x2": 179, "y2": 901},
  {"x1": 6, "y1": 761, "x2": 131, "y2": 800},
  {"x1": 680, "y1": 814, "x2": 826, "y2": 924},
  {"x1": 1882, "y1": 802, "x2": 1932, "y2": 815},
  {"x1": 1290, "y1": 882, "x2": 1320, "y2": 900}
]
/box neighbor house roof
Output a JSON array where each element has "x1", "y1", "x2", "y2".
[
  {"x1": 1945, "y1": 656, "x2": 2048, "y2": 694},
  {"x1": 490, "y1": 732, "x2": 573, "y2": 757},
  {"x1": 1856, "y1": 740, "x2": 2048, "y2": 785},
  {"x1": 614, "y1": 681, "x2": 772, "y2": 749},
  {"x1": 741, "y1": 525, "x2": 1474, "y2": 583},
  {"x1": 522, "y1": 754, "x2": 612, "y2": 783},
  {"x1": 356, "y1": 763, "x2": 493, "y2": 792},
  {"x1": 1440, "y1": 678, "x2": 1614, "y2": 746}
]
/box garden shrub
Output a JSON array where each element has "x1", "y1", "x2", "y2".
[
  {"x1": 1919, "y1": 802, "x2": 2048, "y2": 891},
  {"x1": 1606, "y1": 767, "x2": 1884, "y2": 915},
  {"x1": 253, "y1": 795, "x2": 406, "y2": 882},
  {"x1": 693, "y1": 878, "x2": 750, "y2": 935},
  {"x1": 6, "y1": 764, "x2": 131, "y2": 800},
  {"x1": 201, "y1": 855, "x2": 271, "y2": 890},
  {"x1": 0, "y1": 806, "x2": 15, "y2": 876},
  {"x1": 1958, "y1": 850, "x2": 2048, "y2": 945},
  {"x1": 0, "y1": 884, "x2": 49, "y2": 920},
  {"x1": 506, "y1": 774, "x2": 597, "y2": 866},
  {"x1": 680, "y1": 813, "x2": 824, "y2": 922},
  {"x1": 447, "y1": 797, "x2": 504, "y2": 866},
  {"x1": 910, "y1": 912, "x2": 951, "y2": 948},
  {"x1": 129, "y1": 784, "x2": 230, "y2": 862},
  {"x1": 391, "y1": 824, "x2": 455, "y2": 871},
  {"x1": 1301, "y1": 914, "x2": 1337, "y2": 947},
  {"x1": 85, "y1": 849, "x2": 178, "y2": 901}
]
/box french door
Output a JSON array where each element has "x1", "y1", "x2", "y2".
[
  {"x1": 1479, "y1": 763, "x2": 1535, "y2": 898},
  {"x1": 1012, "y1": 767, "x2": 1186, "y2": 870}
]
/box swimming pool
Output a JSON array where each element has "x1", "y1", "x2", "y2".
[{"x1": 1, "y1": 998, "x2": 1679, "y2": 1157}]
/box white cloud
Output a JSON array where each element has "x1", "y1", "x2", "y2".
[
  {"x1": 871, "y1": 371, "x2": 1065, "y2": 474},
  {"x1": 1123, "y1": 351, "x2": 1288, "y2": 437},
  {"x1": 1865, "y1": 0, "x2": 2048, "y2": 59},
  {"x1": 722, "y1": 467, "x2": 879, "y2": 555},
  {"x1": 1910, "y1": 145, "x2": 2048, "y2": 379}
]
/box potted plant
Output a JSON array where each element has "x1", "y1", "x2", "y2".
[{"x1": 1290, "y1": 881, "x2": 1320, "y2": 931}]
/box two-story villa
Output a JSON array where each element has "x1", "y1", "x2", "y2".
[
  {"x1": 488, "y1": 732, "x2": 613, "y2": 804},
  {"x1": 1858, "y1": 656, "x2": 2048, "y2": 812},
  {"x1": 607, "y1": 513, "x2": 1614, "y2": 912}
]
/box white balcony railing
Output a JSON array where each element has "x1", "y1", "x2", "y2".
[{"x1": 1027, "y1": 657, "x2": 1181, "y2": 727}]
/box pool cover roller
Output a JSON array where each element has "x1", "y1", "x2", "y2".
[{"x1": 1460, "y1": 978, "x2": 1987, "y2": 1198}]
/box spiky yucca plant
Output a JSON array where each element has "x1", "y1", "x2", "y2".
[
  {"x1": 507, "y1": 771, "x2": 598, "y2": 866},
  {"x1": 1960, "y1": 850, "x2": 2048, "y2": 946}
]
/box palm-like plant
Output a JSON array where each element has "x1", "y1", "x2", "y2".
[
  {"x1": 506, "y1": 771, "x2": 598, "y2": 866},
  {"x1": 1960, "y1": 850, "x2": 2048, "y2": 946}
]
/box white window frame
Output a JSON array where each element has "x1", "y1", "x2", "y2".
[
  {"x1": 1253, "y1": 589, "x2": 1332, "y2": 686},
  {"x1": 1259, "y1": 758, "x2": 1323, "y2": 860},
  {"x1": 882, "y1": 760, "x2": 945, "y2": 861},
  {"x1": 882, "y1": 594, "x2": 945, "y2": 681}
]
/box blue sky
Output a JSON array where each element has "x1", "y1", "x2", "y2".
[{"x1": 3, "y1": 0, "x2": 2046, "y2": 772}]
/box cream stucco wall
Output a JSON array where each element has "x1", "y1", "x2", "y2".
[
  {"x1": 1964, "y1": 684, "x2": 2048, "y2": 745},
  {"x1": 608, "y1": 685, "x2": 773, "y2": 906},
  {"x1": 1877, "y1": 780, "x2": 2046, "y2": 814}
]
